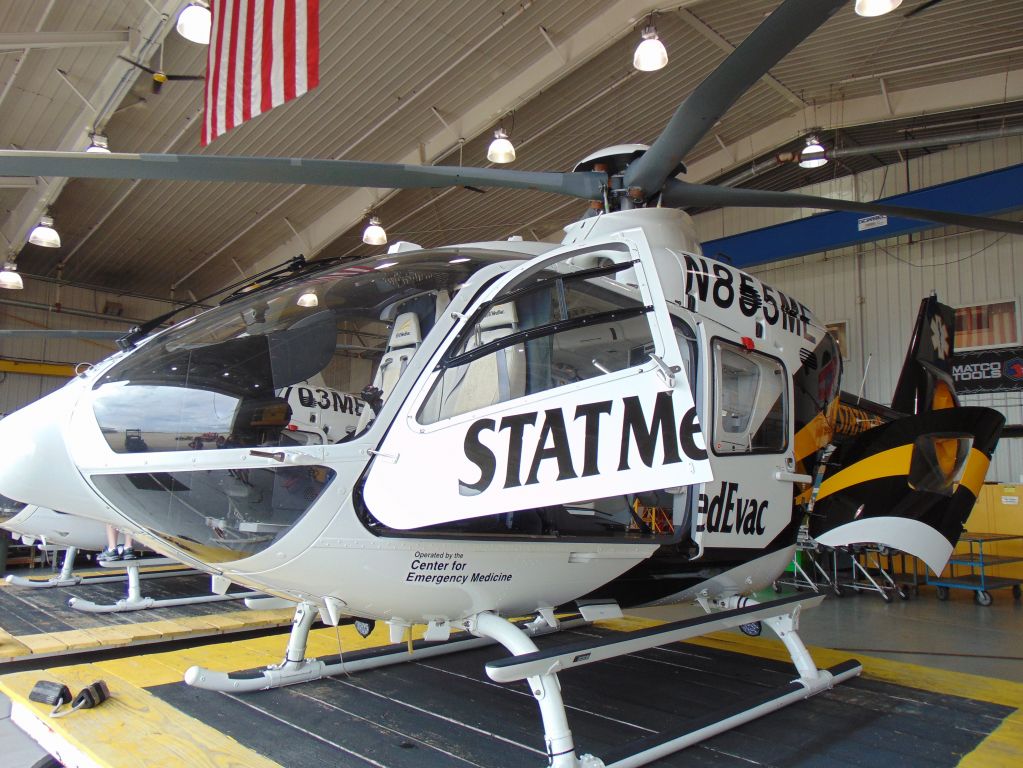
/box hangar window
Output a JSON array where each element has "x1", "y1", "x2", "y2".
[
  {"x1": 712, "y1": 340, "x2": 786, "y2": 454},
  {"x1": 955, "y1": 299, "x2": 1019, "y2": 351}
]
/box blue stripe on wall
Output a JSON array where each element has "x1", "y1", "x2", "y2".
[{"x1": 699, "y1": 163, "x2": 1023, "y2": 269}]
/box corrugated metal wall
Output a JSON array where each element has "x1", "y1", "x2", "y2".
[{"x1": 693, "y1": 137, "x2": 1023, "y2": 482}]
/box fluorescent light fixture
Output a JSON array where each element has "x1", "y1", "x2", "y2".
[
  {"x1": 86, "y1": 133, "x2": 110, "y2": 153},
  {"x1": 854, "y1": 0, "x2": 903, "y2": 17},
  {"x1": 28, "y1": 215, "x2": 61, "y2": 248},
  {"x1": 374, "y1": 261, "x2": 398, "y2": 270},
  {"x1": 486, "y1": 128, "x2": 516, "y2": 164},
  {"x1": 0, "y1": 262, "x2": 23, "y2": 290},
  {"x1": 449, "y1": 257, "x2": 471, "y2": 264},
  {"x1": 633, "y1": 25, "x2": 668, "y2": 72},
  {"x1": 798, "y1": 137, "x2": 828, "y2": 169},
  {"x1": 297, "y1": 292, "x2": 318, "y2": 308},
  {"x1": 177, "y1": 2, "x2": 212, "y2": 44},
  {"x1": 362, "y1": 216, "x2": 387, "y2": 245}
]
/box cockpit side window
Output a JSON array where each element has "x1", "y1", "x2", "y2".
[
  {"x1": 417, "y1": 264, "x2": 653, "y2": 424},
  {"x1": 711, "y1": 338, "x2": 787, "y2": 454}
]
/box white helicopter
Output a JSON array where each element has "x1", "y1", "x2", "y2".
[{"x1": 0, "y1": 1, "x2": 1010, "y2": 765}]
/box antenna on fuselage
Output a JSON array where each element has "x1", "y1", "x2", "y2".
[{"x1": 856, "y1": 353, "x2": 873, "y2": 403}]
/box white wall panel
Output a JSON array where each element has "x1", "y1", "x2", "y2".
[
  {"x1": 693, "y1": 137, "x2": 1023, "y2": 482},
  {"x1": 0, "y1": 279, "x2": 185, "y2": 417}
]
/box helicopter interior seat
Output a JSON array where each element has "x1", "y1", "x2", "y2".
[
  {"x1": 434, "y1": 301, "x2": 525, "y2": 420},
  {"x1": 354, "y1": 312, "x2": 423, "y2": 433}
]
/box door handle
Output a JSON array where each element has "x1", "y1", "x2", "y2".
[{"x1": 774, "y1": 470, "x2": 812, "y2": 484}]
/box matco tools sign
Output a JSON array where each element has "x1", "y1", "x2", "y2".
[{"x1": 952, "y1": 347, "x2": 1023, "y2": 394}]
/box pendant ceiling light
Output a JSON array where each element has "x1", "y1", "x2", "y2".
[
  {"x1": 633, "y1": 25, "x2": 668, "y2": 72},
  {"x1": 854, "y1": 0, "x2": 903, "y2": 17},
  {"x1": 177, "y1": 2, "x2": 212, "y2": 45},
  {"x1": 86, "y1": 133, "x2": 110, "y2": 153},
  {"x1": 0, "y1": 261, "x2": 23, "y2": 290},
  {"x1": 486, "y1": 128, "x2": 516, "y2": 164},
  {"x1": 798, "y1": 136, "x2": 828, "y2": 169},
  {"x1": 362, "y1": 217, "x2": 387, "y2": 246},
  {"x1": 28, "y1": 215, "x2": 61, "y2": 248}
]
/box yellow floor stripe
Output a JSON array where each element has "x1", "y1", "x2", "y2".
[
  {"x1": 0, "y1": 626, "x2": 30, "y2": 659},
  {"x1": 602, "y1": 616, "x2": 1023, "y2": 766},
  {"x1": 0, "y1": 564, "x2": 193, "y2": 587},
  {"x1": 0, "y1": 665, "x2": 281, "y2": 768},
  {"x1": 1, "y1": 608, "x2": 294, "y2": 661}
]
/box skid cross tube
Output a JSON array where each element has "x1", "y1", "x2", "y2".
[{"x1": 478, "y1": 593, "x2": 861, "y2": 768}]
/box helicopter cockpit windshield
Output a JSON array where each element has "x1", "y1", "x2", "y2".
[{"x1": 91, "y1": 250, "x2": 512, "y2": 454}]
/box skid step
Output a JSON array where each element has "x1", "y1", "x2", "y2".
[{"x1": 486, "y1": 593, "x2": 823, "y2": 683}]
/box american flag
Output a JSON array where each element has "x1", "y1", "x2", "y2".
[{"x1": 202, "y1": 0, "x2": 320, "y2": 146}]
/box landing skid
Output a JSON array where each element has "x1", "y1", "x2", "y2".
[
  {"x1": 5, "y1": 545, "x2": 81, "y2": 588},
  {"x1": 68, "y1": 557, "x2": 261, "y2": 613},
  {"x1": 185, "y1": 594, "x2": 859, "y2": 767},
  {"x1": 185, "y1": 602, "x2": 583, "y2": 694},
  {"x1": 5, "y1": 547, "x2": 196, "y2": 589},
  {"x1": 470, "y1": 593, "x2": 861, "y2": 768}
]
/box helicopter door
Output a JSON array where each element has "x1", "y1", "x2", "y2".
[
  {"x1": 362, "y1": 236, "x2": 713, "y2": 531},
  {"x1": 692, "y1": 328, "x2": 795, "y2": 553}
]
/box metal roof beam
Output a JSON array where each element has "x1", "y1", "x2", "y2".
[
  {"x1": 676, "y1": 8, "x2": 806, "y2": 110},
  {"x1": 0, "y1": 31, "x2": 131, "y2": 51}
]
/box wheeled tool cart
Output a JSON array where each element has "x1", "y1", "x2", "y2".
[{"x1": 929, "y1": 531, "x2": 1023, "y2": 606}]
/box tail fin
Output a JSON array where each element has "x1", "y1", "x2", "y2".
[
  {"x1": 890, "y1": 294, "x2": 958, "y2": 414},
  {"x1": 808, "y1": 294, "x2": 1004, "y2": 574}
]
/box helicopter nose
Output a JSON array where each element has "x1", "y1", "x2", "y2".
[{"x1": 0, "y1": 386, "x2": 112, "y2": 521}]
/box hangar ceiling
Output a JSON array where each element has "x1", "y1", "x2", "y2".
[{"x1": 2, "y1": 0, "x2": 1023, "y2": 303}]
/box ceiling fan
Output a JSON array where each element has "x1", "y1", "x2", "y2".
[{"x1": 117, "y1": 46, "x2": 204, "y2": 94}]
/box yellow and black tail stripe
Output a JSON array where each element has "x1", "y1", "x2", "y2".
[
  {"x1": 817, "y1": 445, "x2": 990, "y2": 503},
  {"x1": 809, "y1": 406, "x2": 1004, "y2": 546}
]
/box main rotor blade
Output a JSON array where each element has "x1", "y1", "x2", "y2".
[
  {"x1": 624, "y1": 0, "x2": 847, "y2": 199},
  {"x1": 0, "y1": 329, "x2": 126, "y2": 340},
  {"x1": 660, "y1": 180, "x2": 1023, "y2": 236},
  {"x1": 0, "y1": 150, "x2": 605, "y2": 200}
]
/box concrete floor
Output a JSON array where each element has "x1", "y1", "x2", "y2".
[{"x1": 631, "y1": 583, "x2": 1023, "y2": 683}]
